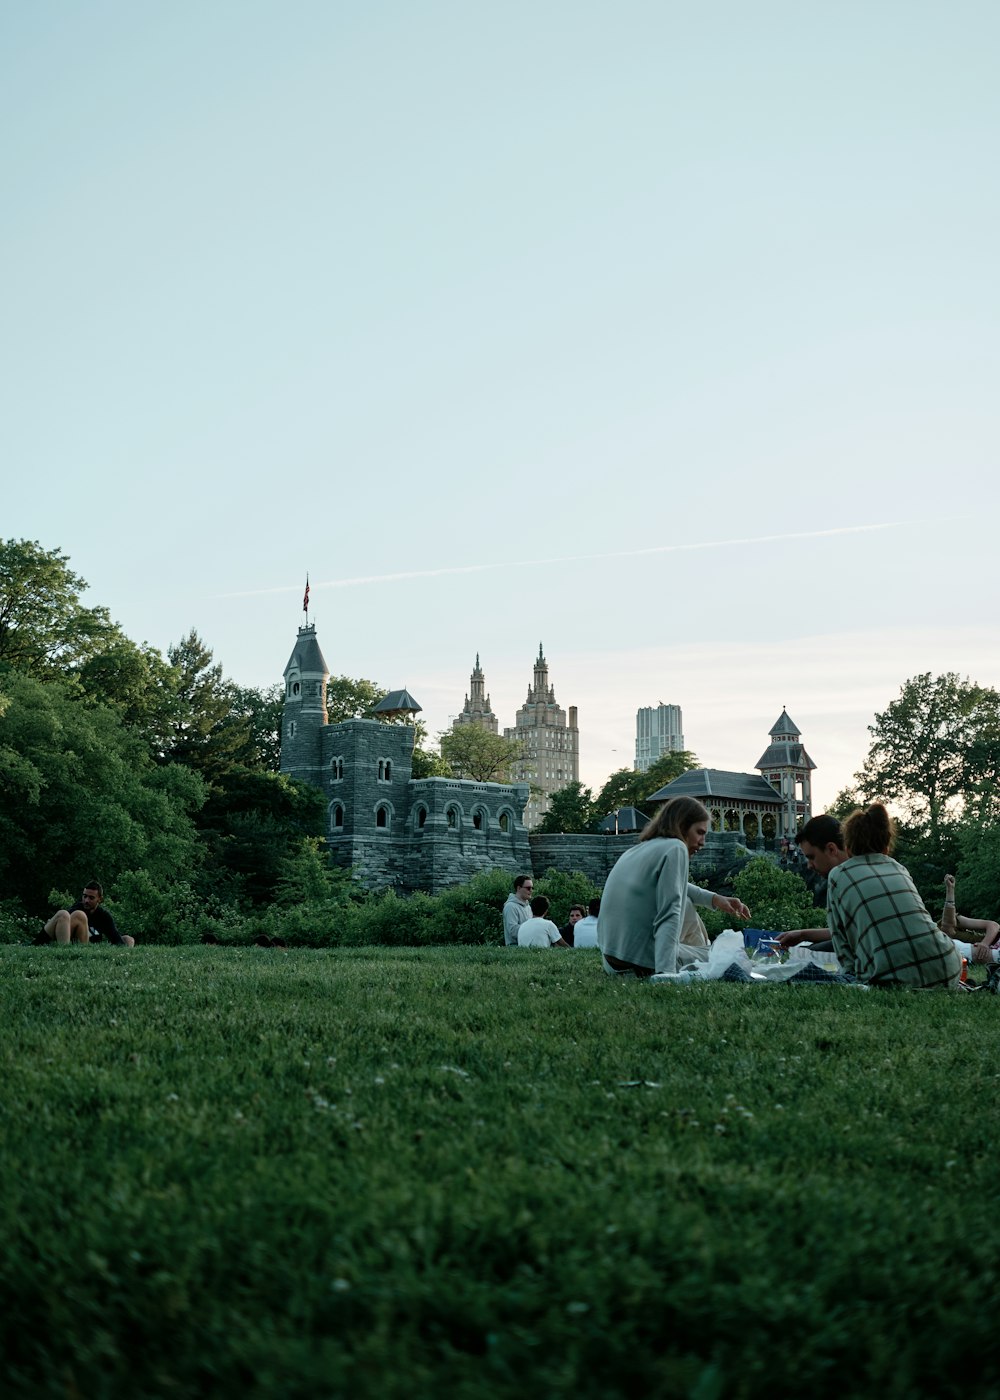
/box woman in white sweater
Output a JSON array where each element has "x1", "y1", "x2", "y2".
[{"x1": 599, "y1": 796, "x2": 750, "y2": 976}]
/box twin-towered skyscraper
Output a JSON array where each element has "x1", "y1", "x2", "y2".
[{"x1": 453, "y1": 646, "x2": 579, "y2": 829}]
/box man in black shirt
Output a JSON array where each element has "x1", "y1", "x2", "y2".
[{"x1": 43, "y1": 881, "x2": 135, "y2": 947}]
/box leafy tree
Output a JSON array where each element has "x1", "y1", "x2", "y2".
[
  {"x1": 228, "y1": 683, "x2": 284, "y2": 772},
  {"x1": 0, "y1": 538, "x2": 117, "y2": 678},
  {"x1": 0, "y1": 669, "x2": 206, "y2": 918},
  {"x1": 411, "y1": 743, "x2": 453, "y2": 778},
  {"x1": 439, "y1": 725, "x2": 524, "y2": 782},
  {"x1": 956, "y1": 798, "x2": 1000, "y2": 921},
  {"x1": 193, "y1": 766, "x2": 328, "y2": 907},
  {"x1": 164, "y1": 629, "x2": 251, "y2": 776},
  {"x1": 593, "y1": 768, "x2": 642, "y2": 815},
  {"x1": 856, "y1": 673, "x2": 1000, "y2": 846},
  {"x1": 76, "y1": 636, "x2": 180, "y2": 750},
  {"x1": 326, "y1": 675, "x2": 385, "y2": 723},
  {"x1": 593, "y1": 750, "x2": 699, "y2": 816},
  {"x1": 534, "y1": 782, "x2": 597, "y2": 834},
  {"x1": 731, "y1": 857, "x2": 823, "y2": 932}
]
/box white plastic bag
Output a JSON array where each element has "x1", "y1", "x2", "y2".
[{"x1": 705, "y1": 929, "x2": 752, "y2": 978}]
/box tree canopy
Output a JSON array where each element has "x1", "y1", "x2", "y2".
[
  {"x1": 593, "y1": 750, "x2": 699, "y2": 817},
  {"x1": 0, "y1": 538, "x2": 117, "y2": 678},
  {"x1": 439, "y1": 725, "x2": 524, "y2": 782},
  {"x1": 856, "y1": 673, "x2": 1000, "y2": 842}
]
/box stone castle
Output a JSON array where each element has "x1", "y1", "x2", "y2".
[{"x1": 280, "y1": 623, "x2": 815, "y2": 893}]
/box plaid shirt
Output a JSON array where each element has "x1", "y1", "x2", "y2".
[{"x1": 826, "y1": 854, "x2": 961, "y2": 988}]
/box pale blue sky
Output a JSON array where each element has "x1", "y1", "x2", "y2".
[{"x1": 3, "y1": 2, "x2": 998, "y2": 806}]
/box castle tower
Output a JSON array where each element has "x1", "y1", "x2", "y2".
[
  {"x1": 280, "y1": 623, "x2": 330, "y2": 786},
  {"x1": 504, "y1": 642, "x2": 579, "y2": 829},
  {"x1": 754, "y1": 708, "x2": 816, "y2": 837},
  {"x1": 452, "y1": 653, "x2": 498, "y2": 733}
]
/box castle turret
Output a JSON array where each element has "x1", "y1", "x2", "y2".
[
  {"x1": 755, "y1": 708, "x2": 816, "y2": 836},
  {"x1": 280, "y1": 624, "x2": 330, "y2": 785}
]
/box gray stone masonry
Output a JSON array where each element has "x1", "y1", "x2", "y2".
[{"x1": 529, "y1": 830, "x2": 750, "y2": 889}]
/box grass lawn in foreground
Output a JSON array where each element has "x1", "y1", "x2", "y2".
[{"x1": 2, "y1": 945, "x2": 998, "y2": 1398}]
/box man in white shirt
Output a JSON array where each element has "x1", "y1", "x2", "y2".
[
  {"x1": 572, "y1": 898, "x2": 600, "y2": 949},
  {"x1": 517, "y1": 895, "x2": 569, "y2": 948}
]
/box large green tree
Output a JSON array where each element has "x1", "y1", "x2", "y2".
[
  {"x1": 534, "y1": 782, "x2": 597, "y2": 834},
  {"x1": 0, "y1": 539, "x2": 117, "y2": 678},
  {"x1": 439, "y1": 725, "x2": 524, "y2": 782},
  {"x1": 164, "y1": 629, "x2": 251, "y2": 776},
  {"x1": 326, "y1": 675, "x2": 385, "y2": 723},
  {"x1": 593, "y1": 750, "x2": 699, "y2": 815},
  {"x1": 856, "y1": 673, "x2": 1000, "y2": 843},
  {"x1": 0, "y1": 670, "x2": 205, "y2": 917}
]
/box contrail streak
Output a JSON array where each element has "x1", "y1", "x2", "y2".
[{"x1": 219, "y1": 522, "x2": 907, "y2": 599}]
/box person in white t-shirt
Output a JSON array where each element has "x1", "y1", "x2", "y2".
[
  {"x1": 517, "y1": 895, "x2": 569, "y2": 948},
  {"x1": 571, "y1": 898, "x2": 600, "y2": 949}
]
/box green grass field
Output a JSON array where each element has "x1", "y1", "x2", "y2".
[{"x1": 2, "y1": 945, "x2": 998, "y2": 1398}]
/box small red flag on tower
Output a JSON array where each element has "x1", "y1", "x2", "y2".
[{"x1": 303, "y1": 575, "x2": 310, "y2": 614}]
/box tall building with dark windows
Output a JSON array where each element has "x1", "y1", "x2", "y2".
[{"x1": 635, "y1": 703, "x2": 684, "y2": 772}]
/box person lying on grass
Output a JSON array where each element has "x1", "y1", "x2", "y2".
[
  {"x1": 42, "y1": 881, "x2": 135, "y2": 947},
  {"x1": 598, "y1": 796, "x2": 750, "y2": 978},
  {"x1": 517, "y1": 896, "x2": 569, "y2": 948},
  {"x1": 939, "y1": 873, "x2": 1000, "y2": 967},
  {"x1": 826, "y1": 804, "x2": 960, "y2": 989}
]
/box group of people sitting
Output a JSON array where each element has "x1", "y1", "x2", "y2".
[
  {"x1": 505, "y1": 799, "x2": 999, "y2": 990},
  {"x1": 503, "y1": 878, "x2": 602, "y2": 948}
]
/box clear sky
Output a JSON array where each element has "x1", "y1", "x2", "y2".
[{"x1": 4, "y1": 1, "x2": 998, "y2": 810}]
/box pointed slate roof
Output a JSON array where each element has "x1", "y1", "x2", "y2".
[
  {"x1": 647, "y1": 768, "x2": 785, "y2": 805},
  {"x1": 371, "y1": 688, "x2": 423, "y2": 717},
  {"x1": 755, "y1": 741, "x2": 817, "y2": 771},
  {"x1": 769, "y1": 708, "x2": 801, "y2": 737},
  {"x1": 283, "y1": 624, "x2": 328, "y2": 678}
]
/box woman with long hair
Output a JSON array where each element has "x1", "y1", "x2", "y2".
[
  {"x1": 826, "y1": 803, "x2": 961, "y2": 987},
  {"x1": 599, "y1": 796, "x2": 749, "y2": 976}
]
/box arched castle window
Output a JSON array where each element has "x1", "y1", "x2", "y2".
[
  {"x1": 330, "y1": 757, "x2": 344, "y2": 780},
  {"x1": 446, "y1": 806, "x2": 460, "y2": 830},
  {"x1": 414, "y1": 805, "x2": 428, "y2": 831},
  {"x1": 292, "y1": 682, "x2": 300, "y2": 696},
  {"x1": 498, "y1": 811, "x2": 511, "y2": 834},
  {"x1": 330, "y1": 803, "x2": 344, "y2": 832},
  {"x1": 378, "y1": 760, "x2": 384, "y2": 781},
  {"x1": 471, "y1": 806, "x2": 488, "y2": 832},
  {"x1": 385, "y1": 760, "x2": 392, "y2": 781},
  {"x1": 286, "y1": 720, "x2": 297, "y2": 740},
  {"x1": 376, "y1": 804, "x2": 390, "y2": 830}
]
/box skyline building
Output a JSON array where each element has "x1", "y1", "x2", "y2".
[
  {"x1": 503, "y1": 643, "x2": 579, "y2": 829},
  {"x1": 452, "y1": 654, "x2": 498, "y2": 733},
  {"x1": 635, "y1": 702, "x2": 685, "y2": 772}
]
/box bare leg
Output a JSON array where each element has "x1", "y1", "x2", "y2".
[
  {"x1": 44, "y1": 911, "x2": 72, "y2": 944},
  {"x1": 69, "y1": 911, "x2": 90, "y2": 944}
]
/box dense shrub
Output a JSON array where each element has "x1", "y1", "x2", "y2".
[{"x1": 732, "y1": 856, "x2": 826, "y2": 933}]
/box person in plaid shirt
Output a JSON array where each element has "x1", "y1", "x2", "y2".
[{"x1": 826, "y1": 804, "x2": 961, "y2": 988}]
